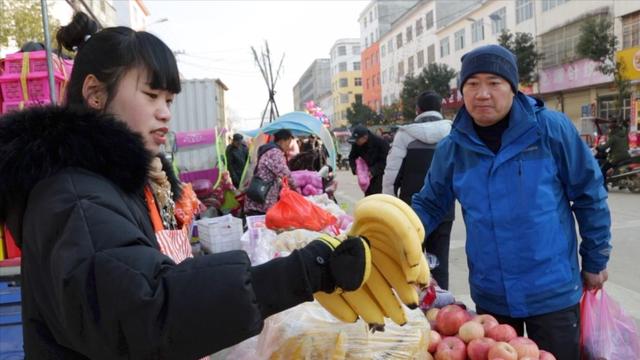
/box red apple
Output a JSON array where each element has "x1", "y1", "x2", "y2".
[
  {"x1": 435, "y1": 336, "x2": 466, "y2": 360},
  {"x1": 486, "y1": 324, "x2": 517, "y2": 342},
  {"x1": 539, "y1": 350, "x2": 558, "y2": 360},
  {"x1": 427, "y1": 329, "x2": 442, "y2": 353},
  {"x1": 467, "y1": 337, "x2": 496, "y2": 360},
  {"x1": 472, "y1": 314, "x2": 499, "y2": 333},
  {"x1": 508, "y1": 336, "x2": 539, "y2": 358},
  {"x1": 435, "y1": 304, "x2": 471, "y2": 336},
  {"x1": 487, "y1": 341, "x2": 518, "y2": 360},
  {"x1": 458, "y1": 320, "x2": 485, "y2": 343}
]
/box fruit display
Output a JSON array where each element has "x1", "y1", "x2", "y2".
[
  {"x1": 425, "y1": 304, "x2": 556, "y2": 360},
  {"x1": 312, "y1": 194, "x2": 429, "y2": 330}
]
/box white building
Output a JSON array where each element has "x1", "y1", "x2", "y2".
[
  {"x1": 329, "y1": 38, "x2": 363, "y2": 127},
  {"x1": 113, "y1": 0, "x2": 150, "y2": 30}
]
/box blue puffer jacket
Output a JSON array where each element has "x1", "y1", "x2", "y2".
[{"x1": 412, "y1": 93, "x2": 611, "y2": 317}]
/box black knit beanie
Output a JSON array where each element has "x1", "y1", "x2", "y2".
[{"x1": 458, "y1": 44, "x2": 519, "y2": 94}]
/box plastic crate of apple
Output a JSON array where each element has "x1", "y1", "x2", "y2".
[{"x1": 424, "y1": 304, "x2": 557, "y2": 360}]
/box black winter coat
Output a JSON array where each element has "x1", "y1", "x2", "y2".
[
  {"x1": 0, "y1": 106, "x2": 315, "y2": 359},
  {"x1": 348, "y1": 132, "x2": 390, "y2": 194}
]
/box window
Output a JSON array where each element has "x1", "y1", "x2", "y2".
[
  {"x1": 440, "y1": 37, "x2": 450, "y2": 57},
  {"x1": 416, "y1": 18, "x2": 424, "y2": 36},
  {"x1": 337, "y1": 46, "x2": 346, "y2": 56},
  {"x1": 369, "y1": 10, "x2": 373, "y2": 22},
  {"x1": 353, "y1": 61, "x2": 361, "y2": 71},
  {"x1": 387, "y1": 39, "x2": 394, "y2": 53},
  {"x1": 406, "y1": 26, "x2": 413, "y2": 43},
  {"x1": 622, "y1": 11, "x2": 640, "y2": 48},
  {"x1": 389, "y1": 66, "x2": 395, "y2": 82},
  {"x1": 408, "y1": 56, "x2": 414, "y2": 75},
  {"x1": 455, "y1": 29, "x2": 465, "y2": 51},
  {"x1": 471, "y1": 19, "x2": 484, "y2": 43},
  {"x1": 398, "y1": 61, "x2": 404, "y2": 79},
  {"x1": 353, "y1": 45, "x2": 361, "y2": 54},
  {"x1": 598, "y1": 96, "x2": 631, "y2": 122},
  {"x1": 542, "y1": 0, "x2": 569, "y2": 12},
  {"x1": 382, "y1": 70, "x2": 387, "y2": 84},
  {"x1": 339, "y1": 62, "x2": 347, "y2": 72},
  {"x1": 492, "y1": 7, "x2": 506, "y2": 34},
  {"x1": 363, "y1": 16, "x2": 367, "y2": 28},
  {"x1": 355, "y1": 77, "x2": 362, "y2": 86},
  {"x1": 355, "y1": 94, "x2": 363, "y2": 104},
  {"x1": 540, "y1": 16, "x2": 596, "y2": 68},
  {"x1": 381, "y1": 44, "x2": 386, "y2": 57},
  {"x1": 516, "y1": 0, "x2": 533, "y2": 24},
  {"x1": 383, "y1": 95, "x2": 389, "y2": 106},
  {"x1": 417, "y1": 50, "x2": 425, "y2": 68},
  {"x1": 427, "y1": 44, "x2": 435, "y2": 63},
  {"x1": 396, "y1": 33, "x2": 403, "y2": 48},
  {"x1": 370, "y1": 33, "x2": 374, "y2": 45},
  {"x1": 340, "y1": 94, "x2": 349, "y2": 104},
  {"x1": 426, "y1": 10, "x2": 434, "y2": 30},
  {"x1": 339, "y1": 78, "x2": 348, "y2": 87}
]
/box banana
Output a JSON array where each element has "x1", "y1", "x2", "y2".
[
  {"x1": 416, "y1": 254, "x2": 430, "y2": 288},
  {"x1": 314, "y1": 291, "x2": 358, "y2": 323},
  {"x1": 359, "y1": 194, "x2": 426, "y2": 241},
  {"x1": 341, "y1": 286, "x2": 386, "y2": 330},
  {"x1": 370, "y1": 247, "x2": 420, "y2": 308},
  {"x1": 354, "y1": 225, "x2": 420, "y2": 283},
  {"x1": 365, "y1": 265, "x2": 407, "y2": 326},
  {"x1": 318, "y1": 234, "x2": 372, "y2": 288},
  {"x1": 352, "y1": 199, "x2": 422, "y2": 267}
]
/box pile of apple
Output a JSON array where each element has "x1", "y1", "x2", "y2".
[{"x1": 424, "y1": 304, "x2": 556, "y2": 360}]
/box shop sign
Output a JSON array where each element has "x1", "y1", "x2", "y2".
[
  {"x1": 616, "y1": 46, "x2": 640, "y2": 81},
  {"x1": 539, "y1": 59, "x2": 612, "y2": 93},
  {"x1": 442, "y1": 88, "x2": 463, "y2": 109}
]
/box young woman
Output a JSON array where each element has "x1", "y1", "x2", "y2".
[{"x1": 0, "y1": 13, "x2": 368, "y2": 359}]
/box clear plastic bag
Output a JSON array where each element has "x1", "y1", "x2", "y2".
[{"x1": 580, "y1": 288, "x2": 640, "y2": 360}]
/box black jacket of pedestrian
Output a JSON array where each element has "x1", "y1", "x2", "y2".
[
  {"x1": 0, "y1": 107, "x2": 322, "y2": 359},
  {"x1": 348, "y1": 131, "x2": 390, "y2": 194},
  {"x1": 226, "y1": 142, "x2": 248, "y2": 188}
]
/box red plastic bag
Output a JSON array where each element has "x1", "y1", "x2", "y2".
[
  {"x1": 355, "y1": 157, "x2": 370, "y2": 192},
  {"x1": 266, "y1": 178, "x2": 337, "y2": 231},
  {"x1": 580, "y1": 288, "x2": 640, "y2": 360}
]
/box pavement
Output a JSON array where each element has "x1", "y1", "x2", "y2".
[{"x1": 333, "y1": 168, "x2": 640, "y2": 330}]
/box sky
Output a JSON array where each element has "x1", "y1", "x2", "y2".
[{"x1": 145, "y1": 0, "x2": 367, "y2": 130}]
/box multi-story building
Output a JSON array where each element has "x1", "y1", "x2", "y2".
[
  {"x1": 292, "y1": 59, "x2": 331, "y2": 112},
  {"x1": 113, "y1": 0, "x2": 150, "y2": 30},
  {"x1": 370, "y1": 0, "x2": 640, "y2": 139},
  {"x1": 359, "y1": 0, "x2": 420, "y2": 112},
  {"x1": 330, "y1": 39, "x2": 363, "y2": 127}
]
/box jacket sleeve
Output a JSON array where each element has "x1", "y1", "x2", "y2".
[
  {"x1": 382, "y1": 131, "x2": 409, "y2": 195},
  {"x1": 547, "y1": 113, "x2": 612, "y2": 274},
  {"x1": 348, "y1": 145, "x2": 358, "y2": 175},
  {"x1": 24, "y1": 173, "x2": 313, "y2": 359},
  {"x1": 411, "y1": 140, "x2": 456, "y2": 236},
  {"x1": 369, "y1": 138, "x2": 390, "y2": 178}
]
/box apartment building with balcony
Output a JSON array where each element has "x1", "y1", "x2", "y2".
[{"x1": 330, "y1": 39, "x2": 363, "y2": 127}]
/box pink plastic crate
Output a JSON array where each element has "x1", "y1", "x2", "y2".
[
  {"x1": 2, "y1": 51, "x2": 71, "y2": 75},
  {"x1": 1, "y1": 100, "x2": 48, "y2": 114},
  {"x1": 0, "y1": 72, "x2": 65, "y2": 103}
]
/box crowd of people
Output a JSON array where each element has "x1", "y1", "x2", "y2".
[{"x1": 0, "y1": 11, "x2": 617, "y2": 360}]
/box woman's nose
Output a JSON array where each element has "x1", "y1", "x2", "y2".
[{"x1": 156, "y1": 103, "x2": 171, "y2": 123}]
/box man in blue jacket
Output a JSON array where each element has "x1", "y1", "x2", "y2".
[{"x1": 412, "y1": 45, "x2": 611, "y2": 359}]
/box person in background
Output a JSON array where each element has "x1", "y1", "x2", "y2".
[
  {"x1": 597, "y1": 123, "x2": 630, "y2": 189},
  {"x1": 348, "y1": 124, "x2": 390, "y2": 195},
  {"x1": 382, "y1": 90, "x2": 454, "y2": 289},
  {"x1": 411, "y1": 45, "x2": 611, "y2": 359},
  {"x1": 244, "y1": 129, "x2": 296, "y2": 216},
  {"x1": 0, "y1": 12, "x2": 369, "y2": 359},
  {"x1": 226, "y1": 133, "x2": 249, "y2": 188}
]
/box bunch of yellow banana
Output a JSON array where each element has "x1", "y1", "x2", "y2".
[{"x1": 313, "y1": 194, "x2": 429, "y2": 330}]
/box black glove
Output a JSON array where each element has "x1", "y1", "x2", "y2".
[{"x1": 299, "y1": 235, "x2": 371, "y2": 293}]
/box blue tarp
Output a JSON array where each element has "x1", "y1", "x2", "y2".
[{"x1": 242, "y1": 112, "x2": 336, "y2": 169}]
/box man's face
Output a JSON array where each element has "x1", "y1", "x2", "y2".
[
  {"x1": 462, "y1": 73, "x2": 514, "y2": 127},
  {"x1": 356, "y1": 134, "x2": 368, "y2": 146}
]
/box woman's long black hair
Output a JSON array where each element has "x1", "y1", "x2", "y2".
[{"x1": 57, "y1": 12, "x2": 181, "y2": 108}]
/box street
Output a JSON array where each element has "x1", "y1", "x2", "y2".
[{"x1": 333, "y1": 168, "x2": 640, "y2": 330}]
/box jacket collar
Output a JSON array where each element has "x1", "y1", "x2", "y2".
[
  {"x1": 450, "y1": 92, "x2": 543, "y2": 159},
  {"x1": 415, "y1": 111, "x2": 444, "y2": 122}
]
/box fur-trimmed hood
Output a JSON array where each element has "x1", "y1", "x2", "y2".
[{"x1": 0, "y1": 106, "x2": 152, "y2": 223}]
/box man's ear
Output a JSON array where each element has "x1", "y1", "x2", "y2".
[{"x1": 81, "y1": 74, "x2": 107, "y2": 111}]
